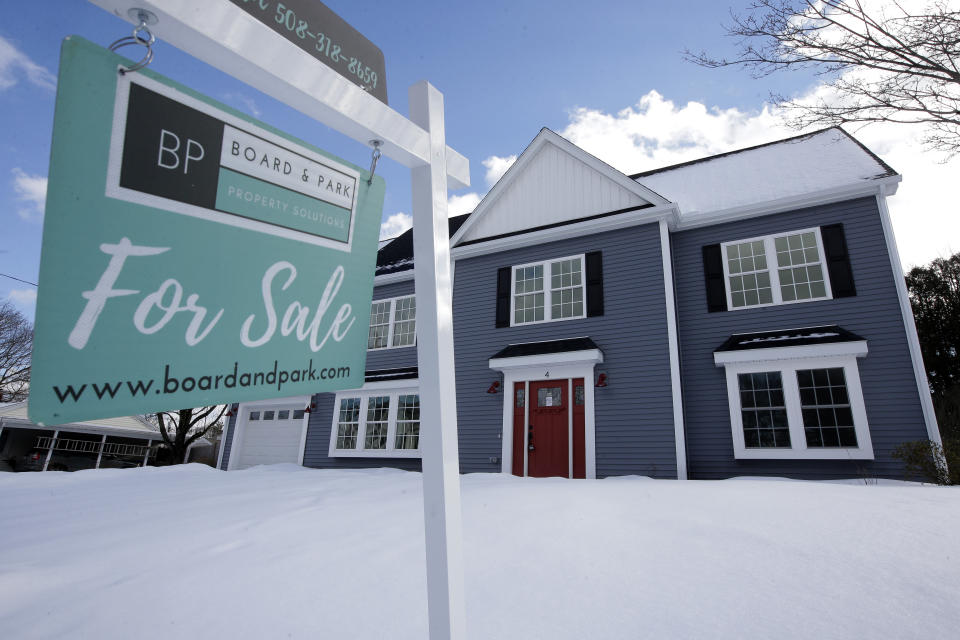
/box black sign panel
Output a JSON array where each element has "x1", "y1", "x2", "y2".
[
  {"x1": 120, "y1": 83, "x2": 224, "y2": 209},
  {"x1": 228, "y1": 0, "x2": 388, "y2": 104}
]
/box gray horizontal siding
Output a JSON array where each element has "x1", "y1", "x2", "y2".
[
  {"x1": 366, "y1": 279, "x2": 419, "y2": 371},
  {"x1": 300, "y1": 390, "x2": 422, "y2": 472},
  {"x1": 300, "y1": 278, "x2": 421, "y2": 471},
  {"x1": 453, "y1": 223, "x2": 678, "y2": 478},
  {"x1": 672, "y1": 196, "x2": 928, "y2": 479}
]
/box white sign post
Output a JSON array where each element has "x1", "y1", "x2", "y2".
[{"x1": 87, "y1": 2, "x2": 468, "y2": 637}]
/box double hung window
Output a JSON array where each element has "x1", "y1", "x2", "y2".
[
  {"x1": 330, "y1": 387, "x2": 421, "y2": 457},
  {"x1": 368, "y1": 295, "x2": 416, "y2": 349},
  {"x1": 722, "y1": 228, "x2": 831, "y2": 310},
  {"x1": 511, "y1": 254, "x2": 585, "y2": 325}
]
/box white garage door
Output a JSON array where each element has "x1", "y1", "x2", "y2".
[{"x1": 236, "y1": 405, "x2": 307, "y2": 469}]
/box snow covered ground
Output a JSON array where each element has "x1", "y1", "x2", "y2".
[{"x1": 0, "y1": 465, "x2": 957, "y2": 639}]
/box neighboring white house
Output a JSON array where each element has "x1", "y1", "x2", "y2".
[{"x1": 0, "y1": 401, "x2": 161, "y2": 471}]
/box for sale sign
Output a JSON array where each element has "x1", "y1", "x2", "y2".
[{"x1": 29, "y1": 37, "x2": 384, "y2": 425}]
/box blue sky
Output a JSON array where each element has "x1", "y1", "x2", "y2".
[{"x1": 2, "y1": 0, "x2": 957, "y2": 321}]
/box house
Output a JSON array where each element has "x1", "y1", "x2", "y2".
[
  {"x1": 0, "y1": 401, "x2": 161, "y2": 471},
  {"x1": 217, "y1": 127, "x2": 941, "y2": 480}
]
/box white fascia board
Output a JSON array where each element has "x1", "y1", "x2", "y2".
[
  {"x1": 0, "y1": 417, "x2": 158, "y2": 440},
  {"x1": 452, "y1": 205, "x2": 678, "y2": 260},
  {"x1": 875, "y1": 194, "x2": 943, "y2": 445},
  {"x1": 714, "y1": 340, "x2": 868, "y2": 366},
  {"x1": 374, "y1": 270, "x2": 415, "y2": 286},
  {"x1": 88, "y1": 0, "x2": 470, "y2": 189},
  {"x1": 673, "y1": 176, "x2": 902, "y2": 231},
  {"x1": 229, "y1": 394, "x2": 312, "y2": 408},
  {"x1": 450, "y1": 129, "x2": 669, "y2": 246},
  {"x1": 359, "y1": 378, "x2": 420, "y2": 391},
  {"x1": 489, "y1": 349, "x2": 604, "y2": 372}
]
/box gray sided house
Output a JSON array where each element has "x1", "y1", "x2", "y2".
[{"x1": 218, "y1": 127, "x2": 941, "y2": 480}]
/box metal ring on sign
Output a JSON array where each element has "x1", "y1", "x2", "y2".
[
  {"x1": 367, "y1": 140, "x2": 383, "y2": 185},
  {"x1": 108, "y1": 20, "x2": 155, "y2": 75}
]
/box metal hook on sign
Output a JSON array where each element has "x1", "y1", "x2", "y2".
[
  {"x1": 108, "y1": 8, "x2": 158, "y2": 75},
  {"x1": 367, "y1": 140, "x2": 383, "y2": 185}
]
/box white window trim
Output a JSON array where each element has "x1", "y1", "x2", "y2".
[
  {"x1": 720, "y1": 226, "x2": 833, "y2": 311},
  {"x1": 510, "y1": 253, "x2": 587, "y2": 327},
  {"x1": 225, "y1": 395, "x2": 312, "y2": 471},
  {"x1": 714, "y1": 344, "x2": 873, "y2": 460},
  {"x1": 490, "y1": 348, "x2": 602, "y2": 479},
  {"x1": 328, "y1": 380, "x2": 422, "y2": 458},
  {"x1": 368, "y1": 294, "x2": 417, "y2": 350}
]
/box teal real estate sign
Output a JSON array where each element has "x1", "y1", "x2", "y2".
[{"x1": 29, "y1": 37, "x2": 385, "y2": 425}]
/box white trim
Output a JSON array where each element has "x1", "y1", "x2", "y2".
[
  {"x1": 720, "y1": 226, "x2": 833, "y2": 311},
  {"x1": 42, "y1": 430, "x2": 58, "y2": 472},
  {"x1": 875, "y1": 194, "x2": 943, "y2": 445},
  {"x1": 368, "y1": 294, "x2": 418, "y2": 351},
  {"x1": 671, "y1": 177, "x2": 902, "y2": 231},
  {"x1": 451, "y1": 128, "x2": 668, "y2": 247},
  {"x1": 490, "y1": 349, "x2": 602, "y2": 479},
  {"x1": 215, "y1": 411, "x2": 229, "y2": 470},
  {"x1": 225, "y1": 395, "x2": 311, "y2": 470},
  {"x1": 489, "y1": 348, "x2": 604, "y2": 371},
  {"x1": 374, "y1": 270, "x2": 415, "y2": 286},
  {"x1": 510, "y1": 254, "x2": 587, "y2": 326},
  {"x1": 451, "y1": 205, "x2": 677, "y2": 258},
  {"x1": 714, "y1": 340, "x2": 868, "y2": 366},
  {"x1": 328, "y1": 382, "x2": 423, "y2": 459},
  {"x1": 95, "y1": 433, "x2": 107, "y2": 469},
  {"x1": 659, "y1": 219, "x2": 687, "y2": 480},
  {"x1": 718, "y1": 353, "x2": 874, "y2": 460}
]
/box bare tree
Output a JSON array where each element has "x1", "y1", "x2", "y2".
[
  {"x1": 686, "y1": 1, "x2": 960, "y2": 155},
  {"x1": 0, "y1": 301, "x2": 32, "y2": 403},
  {"x1": 153, "y1": 406, "x2": 226, "y2": 464}
]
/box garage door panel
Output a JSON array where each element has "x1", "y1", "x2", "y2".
[{"x1": 235, "y1": 407, "x2": 306, "y2": 469}]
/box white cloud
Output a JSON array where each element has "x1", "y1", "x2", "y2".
[
  {"x1": 380, "y1": 212, "x2": 412, "y2": 239},
  {"x1": 12, "y1": 168, "x2": 47, "y2": 220},
  {"x1": 482, "y1": 155, "x2": 517, "y2": 188},
  {"x1": 0, "y1": 36, "x2": 55, "y2": 92},
  {"x1": 554, "y1": 89, "x2": 956, "y2": 269},
  {"x1": 6, "y1": 288, "x2": 37, "y2": 307},
  {"x1": 448, "y1": 193, "x2": 481, "y2": 217}
]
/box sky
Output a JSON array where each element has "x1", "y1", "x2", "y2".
[{"x1": 2, "y1": 0, "x2": 958, "y2": 321}]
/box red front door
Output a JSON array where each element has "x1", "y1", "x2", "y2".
[{"x1": 527, "y1": 380, "x2": 569, "y2": 478}]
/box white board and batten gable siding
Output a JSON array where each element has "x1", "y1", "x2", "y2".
[{"x1": 455, "y1": 129, "x2": 667, "y2": 245}]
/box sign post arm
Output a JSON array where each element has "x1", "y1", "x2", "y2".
[{"x1": 409, "y1": 80, "x2": 467, "y2": 640}]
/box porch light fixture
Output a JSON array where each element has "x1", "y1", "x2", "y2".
[
  {"x1": 486, "y1": 381, "x2": 500, "y2": 394},
  {"x1": 595, "y1": 373, "x2": 608, "y2": 388},
  {"x1": 304, "y1": 401, "x2": 316, "y2": 413}
]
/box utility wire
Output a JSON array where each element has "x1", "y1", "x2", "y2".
[{"x1": 0, "y1": 272, "x2": 38, "y2": 287}]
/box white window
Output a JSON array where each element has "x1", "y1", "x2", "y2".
[
  {"x1": 714, "y1": 343, "x2": 873, "y2": 460},
  {"x1": 329, "y1": 385, "x2": 421, "y2": 458},
  {"x1": 511, "y1": 254, "x2": 585, "y2": 326},
  {"x1": 367, "y1": 295, "x2": 416, "y2": 350},
  {"x1": 721, "y1": 228, "x2": 832, "y2": 310}
]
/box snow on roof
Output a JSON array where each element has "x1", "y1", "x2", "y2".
[
  {"x1": 0, "y1": 401, "x2": 158, "y2": 436},
  {"x1": 632, "y1": 128, "x2": 897, "y2": 218}
]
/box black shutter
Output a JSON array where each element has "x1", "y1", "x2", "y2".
[
  {"x1": 702, "y1": 244, "x2": 728, "y2": 312},
  {"x1": 585, "y1": 251, "x2": 604, "y2": 317},
  {"x1": 821, "y1": 224, "x2": 856, "y2": 298},
  {"x1": 495, "y1": 266, "x2": 511, "y2": 328}
]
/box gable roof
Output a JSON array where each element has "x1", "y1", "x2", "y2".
[
  {"x1": 631, "y1": 127, "x2": 898, "y2": 220},
  {"x1": 451, "y1": 128, "x2": 669, "y2": 246}
]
